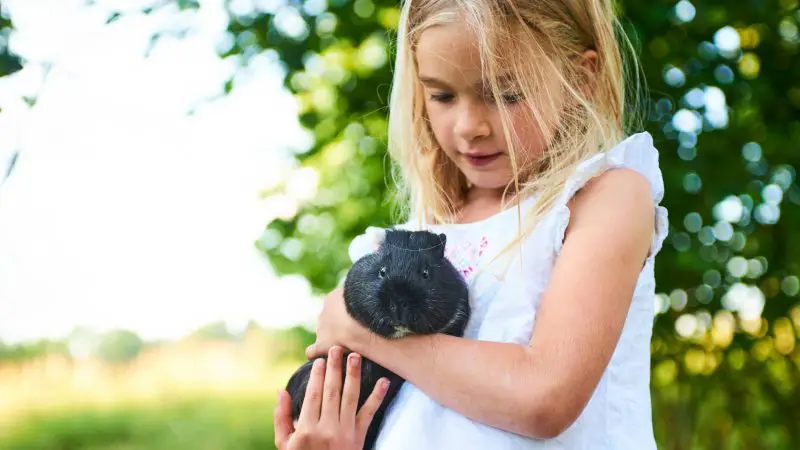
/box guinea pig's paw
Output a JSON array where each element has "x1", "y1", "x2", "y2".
[{"x1": 348, "y1": 226, "x2": 387, "y2": 262}]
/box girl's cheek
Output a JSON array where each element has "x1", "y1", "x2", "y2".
[{"x1": 429, "y1": 114, "x2": 453, "y2": 145}]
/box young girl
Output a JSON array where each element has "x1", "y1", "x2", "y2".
[{"x1": 274, "y1": 0, "x2": 668, "y2": 448}]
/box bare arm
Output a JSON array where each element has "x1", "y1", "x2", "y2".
[{"x1": 340, "y1": 168, "x2": 656, "y2": 438}]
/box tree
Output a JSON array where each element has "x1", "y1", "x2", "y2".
[
  {"x1": 189, "y1": 320, "x2": 237, "y2": 341},
  {"x1": 0, "y1": 338, "x2": 67, "y2": 363},
  {"x1": 0, "y1": 4, "x2": 23, "y2": 79},
  {"x1": 95, "y1": 329, "x2": 145, "y2": 364}
]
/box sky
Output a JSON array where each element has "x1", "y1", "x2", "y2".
[{"x1": 0, "y1": 0, "x2": 322, "y2": 343}]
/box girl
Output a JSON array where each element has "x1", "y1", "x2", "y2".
[{"x1": 274, "y1": 0, "x2": 668, "y2": 448}]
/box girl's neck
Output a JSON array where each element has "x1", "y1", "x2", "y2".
[
  {"x1": 465, "y1": 186, "x2": 505, "y2": 204},
  {"x1": 455, "y1": 186, "x2": 508, "y2": 224}
]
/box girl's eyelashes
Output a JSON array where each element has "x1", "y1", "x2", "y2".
[
  {"x1": 486, "y1": 91, "x2": 525, "y2": 105},
  {"x1": 426, "y1": 90, "x2": 523, "y2": 104},
  {"x1": 429, "y1": 92, "x2": 454, "y2": 103},
  {"x1": 500, "y1": 92, "x2": 525, "y2": 104}
]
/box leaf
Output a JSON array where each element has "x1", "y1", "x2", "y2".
[{"x1": 106, "y1": 12, "x2": 122, "y2": 24}]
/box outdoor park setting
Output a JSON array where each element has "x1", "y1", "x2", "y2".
[{"x1": 0, "y1": 0, "x2": 798, "y2": 448}]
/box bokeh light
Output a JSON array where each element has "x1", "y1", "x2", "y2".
[
  {"x1": 714, "y1": 26, "x2": 741, "y2": 55},
  {"x1": 674, "y1": 1, "x2": 696, "y2": 23}
]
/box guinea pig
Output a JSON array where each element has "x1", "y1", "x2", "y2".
[{"x1": 284, "y1": 229, "x2": 471, "y2": 449}]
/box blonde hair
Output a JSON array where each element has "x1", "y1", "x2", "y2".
[{"x1": 386, "y1": 0, "x2": 647, "y2": 264}]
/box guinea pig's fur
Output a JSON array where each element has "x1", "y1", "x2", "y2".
[{"x1": 284, "y1": 229, "x2": 471, "y2": 449}]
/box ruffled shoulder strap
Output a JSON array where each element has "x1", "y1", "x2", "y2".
[{"x1": 552, "y1": 131, "x2": 670, "y2": 260}]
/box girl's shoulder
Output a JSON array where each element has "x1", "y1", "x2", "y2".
[
  {"x1": 561, "y1": 131, "x2": 666, "y2": 207},
  {"x1": 551, "y1": 131, "x2": 670, "y2": 261}
]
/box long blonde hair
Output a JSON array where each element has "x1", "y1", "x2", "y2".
[{"x1": 386, "y1": 0, "x2": 647, "y2": 262}]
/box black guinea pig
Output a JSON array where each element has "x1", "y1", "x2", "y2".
[{"x1": 284, "y1": 229, "x2": 471, "y2": 449}]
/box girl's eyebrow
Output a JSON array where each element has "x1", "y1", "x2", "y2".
[
  {"x1": 419, "y1": 75, "x2": 452, "y2": 89},
  {"x1": 481, "y1": 73, "x2": 516, "y2": 89},
  {"x1": 419, "y1": 74, "x2": 516, "y2": 91}
]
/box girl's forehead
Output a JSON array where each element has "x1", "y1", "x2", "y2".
[
  {"x1": 416, "y1": 25, "x2": 486, "y2": 83},
  {"x1": 415, "y1": 22, "x2": 524, "y2": 88},
  {"x1": 416, "y1": 22, "x2": 479, "y2": 62}
]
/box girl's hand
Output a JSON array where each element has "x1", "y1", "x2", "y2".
[
  {"x1": 273, "y1": 346, "x2": 390, "y2": 450},
  {"x1": 305, "y1": 287, "x2": 367, "y2": 359}
]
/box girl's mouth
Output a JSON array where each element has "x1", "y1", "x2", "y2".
[{"x1": 465, "y1": 153, "x2": 501, "y2": 167}]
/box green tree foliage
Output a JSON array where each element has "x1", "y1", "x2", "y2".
[
  {"x1": 218, "y1": 1, "x2": 800, "y2": 448},
  {"x1": 221, "y1": 0, "x2": 404, "y2": 291},
  {"x1": 0, "y1": 4, "x2": 23, "y2": 79},
  {"x1": 95, "y1": 329, "x2": 145, "y2": 364},
  {"x1": 0, "y1": 338, "x2": 68, "y2": 363}
]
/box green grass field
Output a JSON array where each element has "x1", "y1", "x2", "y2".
[
  {"x1": 0, "y1": 330, "x2": 310, "y2": 450},
  {"x1": 0, "y1": 396, "x2": 277, "y2": 450}
]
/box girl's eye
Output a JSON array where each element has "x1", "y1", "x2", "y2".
[
  {"x1": 429, "y1": 92, "x2": 454, "y2": 103},
  {"x1": 422, "y1": 268, "x2": 430, "y2": 279},
  {"x1": 501, "y1": 92, "x2": 524, "y2": 104},
  {"x1": 485, "y1": 90, "x2": 524, "y2": 105},
  {"x1": 379, "y1": 267, "x2": 387, "y2": 278}
]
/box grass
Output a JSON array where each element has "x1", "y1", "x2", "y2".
[
  {"x1": 0, "y1": 395, "x2": 278, "y2": 450},
  {"x1": 0, "y1": 329, "x2": 311, "y2": 449}
]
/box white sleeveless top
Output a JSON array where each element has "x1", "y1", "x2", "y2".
[{"x1": 348, "y1": 132, "x2": 670, "y2": 449}]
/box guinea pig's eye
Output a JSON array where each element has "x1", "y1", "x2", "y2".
[
  {"x1": 379, "y1": 267, "x2": 387, "y2": 278},
  {"x1": 422, "y1": 268, "x2": 430, "y2": 279}
]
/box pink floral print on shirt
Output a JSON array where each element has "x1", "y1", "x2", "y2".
[{"x1": 444, "y1": 235, "x2": 489, "y2": 281}]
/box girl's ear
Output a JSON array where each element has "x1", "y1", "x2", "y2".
[
  {"x1": 578, "y1": 49, "x2": 599, "y2": 98},
  {"x1": 582, "y1": 49, "x2": 598, "y2": 71}
]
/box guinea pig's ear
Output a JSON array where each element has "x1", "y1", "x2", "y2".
[
  {"x1": 348, "y1": 227, "x2": 387, "y2": 263},
  {"x1": 437, "y1": 233, "x2": 447, "y2": 258}
]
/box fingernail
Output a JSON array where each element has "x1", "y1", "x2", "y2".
[
  {"x1": 331, "y1": 346, "x2": 341, "y2": 359},
  {"x1": 314, "y1": 358, "x2": 325, "y2": 369},
  {"x1": 381, "y1": 378, "x2": 390, "y2": 393},
  {"x1": 349, "y1": 353, "x2": 361, "y2": 367}
]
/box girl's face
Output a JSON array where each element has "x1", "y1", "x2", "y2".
[{"x1": 416, "y1": 22, "x2": 556, "y2": 193}]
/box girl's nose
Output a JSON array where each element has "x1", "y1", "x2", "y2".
[{"x1": 454, "y1": 102, "x2": 491, "y2": 142}]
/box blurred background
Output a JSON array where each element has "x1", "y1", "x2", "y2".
[{"x1": 0, "y1": 0, "x2": 797, "y2": 449}]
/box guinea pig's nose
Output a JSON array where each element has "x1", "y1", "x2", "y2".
[
  {"x1": 398, "y1": 308, "x2": 411, "y2": 325},
  {"x1": 387, "y1": 301, "x2": 398, "y2": 318},
  {"x1": 390, "y1": 301, "x2": 411, "y2": 324}
]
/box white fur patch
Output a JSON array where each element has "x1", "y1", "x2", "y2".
[{"x1": 391, "y1": 326, "x2": 412, "y2": 339}]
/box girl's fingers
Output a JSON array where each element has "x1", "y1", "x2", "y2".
[
  {"x1": 356, "y1": 377, "x2": 390, "y2": 436},
  {"x1": 298, "y1": 358, "x2": 326, "y2": 425},
  {"x1": 340, "y1": 352, "x2": 362, "y2": 427},
  {"x1": 273, "y1": 390, "x2": 294, "y2": 449},
  {"x1": 320, "y1": 346, "x2": 343, "y2": 422}
]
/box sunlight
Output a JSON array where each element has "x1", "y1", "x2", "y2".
[{"x1": 0, "y1": 0, "x2": 319, "y2": 344}]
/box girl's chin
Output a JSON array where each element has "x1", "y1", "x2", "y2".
[{"x1": 464, "y1": 177, "x2": 513, "y2": 192}]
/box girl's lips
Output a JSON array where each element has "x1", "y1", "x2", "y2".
[{"x1": 464, "y1": 153, "x2": 501, "y2": 167}]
